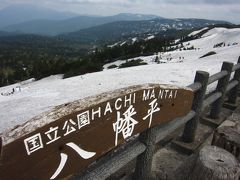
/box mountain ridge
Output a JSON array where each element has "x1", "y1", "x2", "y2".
[
  {"x1": 60, "y1": 18, "x2": 230, "y2": 43},
  {"x1": 0, "y1": 4, "x2": 78, "y2": 28},
  {"x1": 1, "y1": 11, "x2": 162, "y2": 35}
]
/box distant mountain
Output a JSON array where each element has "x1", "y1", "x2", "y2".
[
  {"x1": 0, "y1": 30, "x2": 23, "y2": 37},
  {"x1": 107, "y1": 13, "x2": 161, "y2": 21},
  {"x1": 2, "y1": 13, "x2": 161, "y2": 36},
  {"x1": 0, "y1": 31, "x2": 12, "y2": 36},
  {"x1": 61, "y1": 18, "x2": 230, "y2": 43},
  {"x1": 0, "y1": 4, "x2": 77, "y2": 28}
]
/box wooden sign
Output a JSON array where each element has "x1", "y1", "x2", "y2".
[{"x1": 0, "y1": 84, "x2": 193, "y2": 180}]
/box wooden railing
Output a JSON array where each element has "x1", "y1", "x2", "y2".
[{"x1": 71, "y1": 56, "x2": 240, "y2": 180}]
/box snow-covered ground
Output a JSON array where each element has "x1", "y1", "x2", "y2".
[
  {"x1": 184, "y1": 27, "x2": 240, "y2": 50},
  {"x1": 0, "y1": 27, "x2": 240, "y2": 135},
  {"x1": 104, "y1": 27, "x2": 240, "y2": 69},
  {"x1": 188, "y1": 27, "x2": 208, "y2": 36},
  {"x1": 145, "y1": 35, "x2": 155, "y2": 40}
]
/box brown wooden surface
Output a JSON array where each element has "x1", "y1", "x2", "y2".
[{"x1": 0, "y1": 84, "x2": 193, "y2": 180}]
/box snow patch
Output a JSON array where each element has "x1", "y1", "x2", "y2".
[
  {"x1": 0, "y1": 27, "x2": 240, "y2": 141},
  {"x1": 145, "y1": 35, "x2": 155, "y2": 41},
  {"x1": 188, "y1": 27, "x2": 208, "y2": 37}
]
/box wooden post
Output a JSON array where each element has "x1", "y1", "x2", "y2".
[
  {"x1": 0, "y1": 137, "x2": 2, "y2": 158},
  {"x1": 190, "y1": 146, "x2": 240, "y2": 180},
  {"x1": 210, "y1": 62, "x2": 233, "y2": 119},
  {"x1": 212, "y1": 126, "x2": 240, "y2": 161},
  {"x1": 228, "y1": 57, "x2": 240, "y2": 104},
  {"x1": 133, "y1": 126, "x2": 157, "y2": 180},
  {"x1": 181, "y1": 71, "x2": 209, "y2": 143}
]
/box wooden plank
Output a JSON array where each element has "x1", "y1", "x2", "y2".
[
  {"x1": 77, "y1": 111, "x2": 196, "y2": 180},
  {"x1": 187, "y1": 82, "x2": 202, "y2": 92},
  {"x1": 156, "y1": 111, "x2": 196, "y2": 142},
  {"x1": 75, "y1": 141, "x2": 146, "y2": 180},
  {"x1": 202, "y1": 92, "x2": 222, "y2": 110},
  {"x1": 208, "y1": 71, "x2": 228, "y2": 85},
  {"x1": 0, "y1": 84, "x2": 193, "y2": 180}
]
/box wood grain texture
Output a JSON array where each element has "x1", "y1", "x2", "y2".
[
  {"x1": 74, "y1": 141, "x2": 146, "y2": 180},
  {"x1": 212, "y1": 125, "x2": 240, "y2": 161},
  {"x1": 210, "y1": 62, "x2": 233, "y2": 119},
  {"x1": 182, "y1": 71, "x2": 209, "y2": 142},
  {"x1": 190, "y1": 146, "x2": 240, "y2": 180},
  {"x1": 133, "y1": 126, "x2": 158, "y2": 180},
  {"x1": 0, "y1": 84, "x2": 193, "y2": 180}
]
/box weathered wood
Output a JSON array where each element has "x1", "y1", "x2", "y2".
[
  {"x1": 182, "y1": 71, "x2": 209, "y2": 142},
  {"x1": 188, "y1": 82, "x2": 202, "y2": 92},
  {"x1": 208, "y1": 71, "x2": 228, "y2": 85},
  {"x1": 226, "y1": 80, "x2": 239, "y2": 92},
  {"x1": 212, "y1": 125, "x2": 240, "y2": 161},
  {"x1": 73, "y1": 141, "x2": 146, "y2": 180},
  {"x1": 202, "y1": 92, "x2": 222, "y2": 110},
  {"x1": 228, "y1": 57, "x2": 240, "y2": 104},
  {"x1": 190, "y1": 146, "x2": 240, "y2": 180},
  {"x1": 232, "y1": 61, "x2": 240, "y2": 72},
  {"x1": 0, "y1": 84, "x2": 193, "y2": 180},
  {"x1": 156, "y1": 111, "x2": 196, "y2": 143},
  {"x1": 0, "y1": 137, "x2": 2, "y2": 158},
  {"x1": 210, "y1": 62, "x2": 233, "y2": 119},
  {"x1": 133, "y1": 126, "x2": 158, "y2": 180},
  {"x1": 75, "y1": 111, "x2": 196, "y2": 180}
]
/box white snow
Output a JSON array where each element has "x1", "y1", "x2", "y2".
[
  {"x1": 107, "y1": 42, "x2": 119, "y2": 48},
  {"x1": 1, "y1": 27, "x2": 240, "y2": 139},
  {"x1": 202, "y1": 27, "x2": 240, "y2": 38},
  {"x1": 132, "y1": 37, "x2": 138, "y2": 43},
  {"x1": 145, "y1": 35, "x2": 155, "y2": 41},
  {"x1": 188, "y1": 27, "x2": 208, "y2": 36},
  {"x1": 120, "y1": 41, "x2": 126, "y2": 46},
  {"x1": 184, "y1": 27, "x2": 240, "y2": 50},
  {"x1": 20, "y1": 78, "x2": 36, "y2": 85},
  {"x1": 103, "y1": 54, "x2": 158, "y2": 69}
]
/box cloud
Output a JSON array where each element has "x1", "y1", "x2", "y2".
[
  {"x1": 158, "y1": 0, "x2": 240, "y2": 4},
  {"x1": 58, "y1": 0, "x2": 240, "y2": 5},
  {"x1": 0, "y1": 0, "x2": 239, "y2": 23},
  {"x1": 47, "y1": 0, "x2": 240, "y2": 23},
  {"x1": 54, "y1": 0, "x2": 136, "y2": 7}
]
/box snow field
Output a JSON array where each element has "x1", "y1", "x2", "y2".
[{"x1": 0, "y1": 27, "x2": 240, "y2": 135}]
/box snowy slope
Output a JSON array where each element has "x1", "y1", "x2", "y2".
[
  {"x1": 104, "y1": 27, "x2": 240, "y2": 69},
  {"x1": 184, "y1": 27, "x2": 240, "y2": 49},
  {"x1": 188, "y1": 27, "x2": 208, "y2": 36},
  {"x1": 0, "y1": 27, "x2": 240, "y2": 136}
]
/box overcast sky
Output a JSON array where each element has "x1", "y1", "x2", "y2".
[{"x1": 0, "y1": 0, "x2": 240, "y2": 24}]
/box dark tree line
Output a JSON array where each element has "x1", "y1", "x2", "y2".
[
  {"x1": 0, "y1": 35, "x2": 174, "y2": 87},
  {"x1": 91, "y1": 37, "x2": 174, "y2": 63}
]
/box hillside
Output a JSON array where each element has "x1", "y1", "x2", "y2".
[
  {"x1": 0, "y1": 27, "x2": 239, "y2": 134},
  {"x1": 0, "y1": 25, "x2": 238, "y2": 88},
  {"x1": 61, "y1": 18, "x2": 229, "y2": 43},
  {"x1": 0, "y1": 4, "x2": 77, "y2": 28},
  {"x1": 1, "y1": 13, "x2": 228, "y2": 36},
  {"x1": 185, "y1": 27, "x2": 240, "y2": 49},
  {"x1": 2, "y1": 13, "x2": 161, "y2": 36},
  {"x1": 0, "y1": 31, "x2": 175, "y2": 87},
  {"x1": 0, "y1": 31, "x2": 21, "y2": 37},
  {"x1": 104, "y1": 27, "x2": 240, "y2": 68}
]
